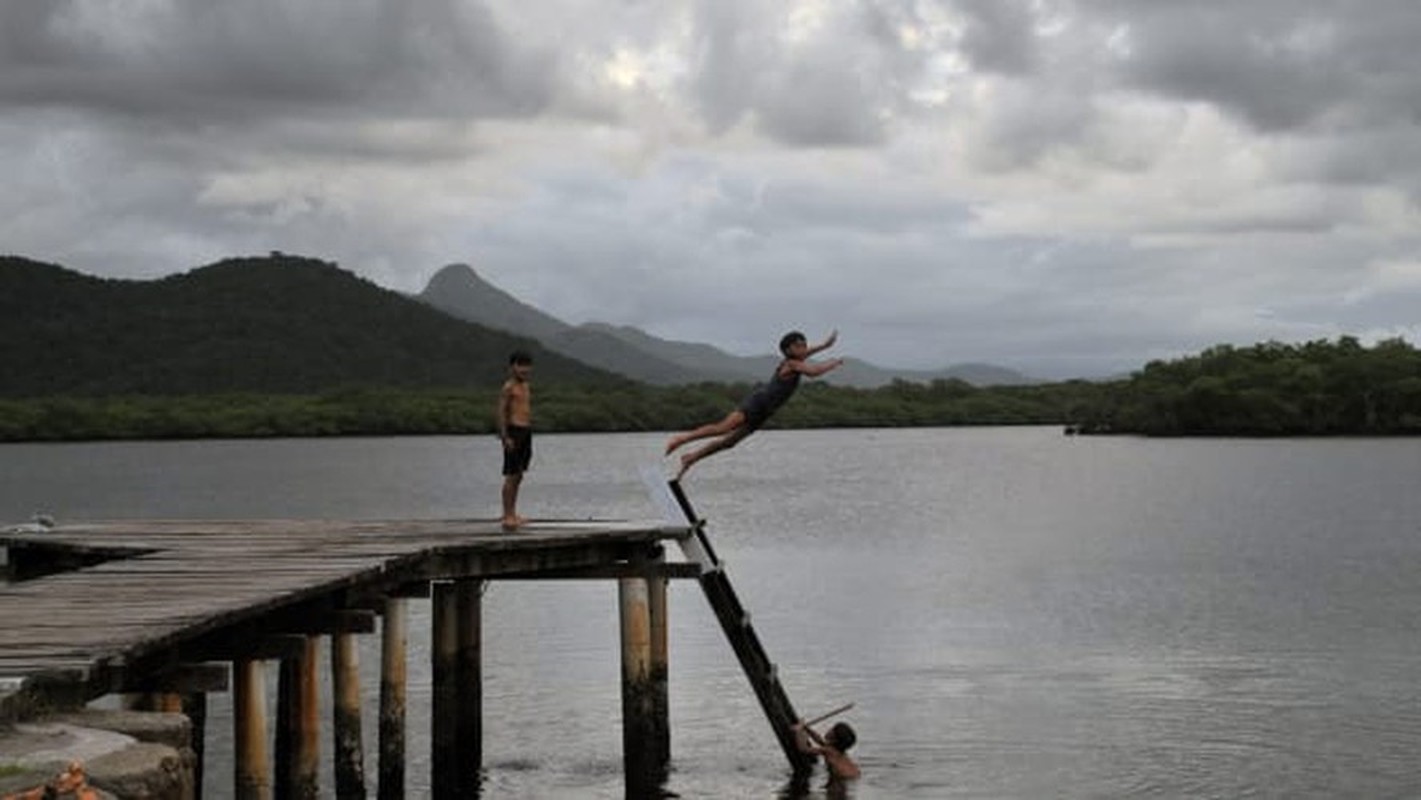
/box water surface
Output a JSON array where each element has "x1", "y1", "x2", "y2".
[{"x1": 4, "y1": 428, "x2": 1420, "y2": 798}]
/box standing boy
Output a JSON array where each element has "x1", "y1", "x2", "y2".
[
  {"x1": 665, "y1": 329, "x2": 843, "y2": 479},
  {"x1": 497, "y1": 351, "x2": 533, "y2": 531}
]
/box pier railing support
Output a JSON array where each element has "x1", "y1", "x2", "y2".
[
  {"x1": 379, "y1": 597, "x2": 408, "y2": 800},
  {"x1": 431, "y1": 580, "x2": 482, "y2": 799},
  {"x1": 234, "y1": 659, "x2": 271, "y2": 800},
  {"x1": 331, "y1": 631, "x2": 367, "y2": 799}
]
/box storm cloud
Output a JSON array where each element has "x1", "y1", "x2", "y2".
[{"x1": 3, "y1": 0, "x2": 1419, "y2": 378}]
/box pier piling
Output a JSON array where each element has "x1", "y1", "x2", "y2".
[
  {"x1": 378, "y1": 597, "x2": 408, "y2": 800},
  {"x1": 431, "y1": 579, "x2": 482, "y2": 799},
  {"x1": 331, "y1": 631, "x2": 367, "y2": 799},
  {"x1": 619, "y1": 575, "x2": 663, "y2": 794},
  {"x1": 234, "y1": 658, "x2": 271, "y2": 800},
  {"x1": 275, "y1": 636, "x2": 321, "y2": 800},
  {"x1": 648, "y1": 569, "x2": 670, "y2": 772}
]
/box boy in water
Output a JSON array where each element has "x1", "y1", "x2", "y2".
[
  {"x1": 794, "y1": 719, "x2": 862, "y2": 782},
  {"x1": 665, "y1": 330, "x2": 843, "y2": 479},
  {"x1": 497, "y1": 351, "x2": 534, "y2": 531}
]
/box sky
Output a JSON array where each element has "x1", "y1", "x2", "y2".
[{"x1": 3, "y1": 1, "x2": 1421, "y2": 379}]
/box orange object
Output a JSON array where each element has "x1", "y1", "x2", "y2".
[{"x1": 0, "y1": 761, "x2": 98, "y2": 800}]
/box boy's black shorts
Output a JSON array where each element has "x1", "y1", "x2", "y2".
[{"x1": 502, "y1": 426, "x2": 533, "y2": 475}]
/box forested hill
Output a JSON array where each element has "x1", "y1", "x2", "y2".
[
  {"x1": 1074, "y1": 337, "x2": 1421, "y2": 435},
  {"x1": 0, "y1": 254, "x2": 622, "y2": 397}
]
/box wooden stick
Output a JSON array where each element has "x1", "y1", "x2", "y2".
[{"x1": 804, "y1": 702, "x2": 854, "y2": 728}]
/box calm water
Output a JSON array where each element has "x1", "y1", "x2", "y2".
[{"x1": 4, "y1": 428, "x2": 1421, "y2": 798}]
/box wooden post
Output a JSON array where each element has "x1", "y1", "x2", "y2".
[
  {"x1": 234, "y1": 659, "x2": 271, "y2": 800},
  {"x1": 619, "y1": 577, "x2": 658, "y2": 794},
  {"x1": 648, "y1": 572, "x2": 670, "y2": 774},
  {"x1": 331, "y1": 631, "x2": 367, "y2": 799},
  {"x1": 378, "y1": 597, "x2": 407, "y2": 800},
  {"x1": 455, "y1": 579, "x2": 483, "y2": 790},
  {"x1": 431, "y1": 580, "x2": 483, "y2": 799},
  {"x1": 276, "y1": 637, "x2": 321, "y2": 800},
  {"x1": 183, "y1": 692, "x2": 208, "y2": 800},
  {"x1": 431, "y1": 582, "x2": 457, "y2": 800}
]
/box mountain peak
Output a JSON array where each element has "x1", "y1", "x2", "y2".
[
  {"x1": 425, "y1": 262, "x2": 482, "y2": 289},
  {"x1": 417, "y1": 262, "x2": 569, "y2": 342}
]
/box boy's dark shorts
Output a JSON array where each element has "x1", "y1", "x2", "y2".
[
  {"x1": 737, "y1": 393, "x2": 774, "y2": 431},
  {"x1": 502, "y1": 426, "x2": 533, "y2": 475}
]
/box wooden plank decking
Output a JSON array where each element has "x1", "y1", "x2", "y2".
[{"x1": 0, "y1": 517, "x2": 689, "y2": 709}]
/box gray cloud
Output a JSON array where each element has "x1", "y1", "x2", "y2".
[
  {"x1": 686, "y1": 0, "x2": 930, "y2": 146},
  {"x1": 953, "y1": 0, "x2": 1041, "y2": 76},
  {"x1": 1092, "y1": 0, "x2": 1421, "y2": 133},
  {"x1": 2, "y1": 0, "x2": 1420, "y2": 379},
  {"x1": 0, "y1": 0, "x2": 553, "y2": 124}
]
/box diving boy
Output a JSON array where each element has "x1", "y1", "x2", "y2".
[{"x1": 665, "y1": 330, "x2": 843, "y2": 479}]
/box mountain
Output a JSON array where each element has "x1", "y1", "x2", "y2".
[
  {"x1": 418, "y1": 264, "x2": 701, "y2": 385},
  {"x1": 0, "y1": 254, "x2": 619, "y2": 397},
  {"x1": 576, "y1": 322, "x2": 767, "y2": 381},
  {"x1": 418, "y1": 262, "x2": 568, "y2": 343},
  {"x1": 579, "y1": 323, "x2": 1035, "y2": 388},
  {"x1": 417, "y1": 266, "x2": 1036, "y2": 386}
]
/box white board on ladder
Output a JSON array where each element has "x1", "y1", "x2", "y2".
[{"x1": 638, "y1": 464, "x2": 683, "y2": 527}]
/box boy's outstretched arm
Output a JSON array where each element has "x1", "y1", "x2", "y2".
[
  {"x1": 793, "y1": 721, "x2": 825, "y2": 755},
  {"x1": 796, "y1": 357, "x2": 846, "y2": 378},
  {"x1": 807, "y1": 329, "x2": 838, "y2": 356}
]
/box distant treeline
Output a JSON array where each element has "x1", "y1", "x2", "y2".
[
  {"x1": 1073, "y1": 336, "x2": 1421, "y2": 436},
  {"x1": 4, "y1": 337, "x2": 1419, "y2": 442},
  {"x1": 0, "y1": 379, "x2": 1103, "y2": 442}
]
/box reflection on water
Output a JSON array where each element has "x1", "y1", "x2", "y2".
[{"x1": 4, "y1": 429, "x2": 1421, "y2": 797}]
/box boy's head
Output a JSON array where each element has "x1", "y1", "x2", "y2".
[
  {"x1": 779, "y1": 331, "x2": 807, "y2": 357},
  {"x1": 827, "y1": 722, "x2": 856, "y2": 752},
  {"x1": 507, "y1": 350, "x2": 533, "y2": 377}
]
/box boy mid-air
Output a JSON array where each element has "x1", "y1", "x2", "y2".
[{"x1": 665, "y1": 330, "x2": 843, "y2": 479}]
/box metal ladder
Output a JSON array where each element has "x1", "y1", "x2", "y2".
[{"x1": 665, "y1": 479, "x2": 815, "y2": 773}]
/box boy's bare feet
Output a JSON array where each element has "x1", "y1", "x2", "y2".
[
  {"x1": 676, "y1": 453, "x2": 694, "y2": 480},
  {"x1": 665, "y1": 435, "x2": 684, "y2": 456},
  {"x1": 501, "y1": 516, "x2": 521, "y2": 532}
]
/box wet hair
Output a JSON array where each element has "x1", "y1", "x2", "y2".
[
  {"x1": 508, "y1": 350, "x2": 533, "y2": 366},
  {"x1": 827, "y1": 722, "x2": 856, "y2": 752},
  {"x1": 779, "y1": 331, "x2": 807, "y2": 356}
]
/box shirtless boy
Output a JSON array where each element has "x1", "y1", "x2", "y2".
[
  {"x1": 497, "y1": 351, "x2": 533, "y2": 530},
  {"x1": 794, "y1": 719, "x2": 862, "y2": 782}
]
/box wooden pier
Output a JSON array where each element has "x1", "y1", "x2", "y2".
[{"x1": 0, "y1": 486, "x2": 814, "y2": 798}]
